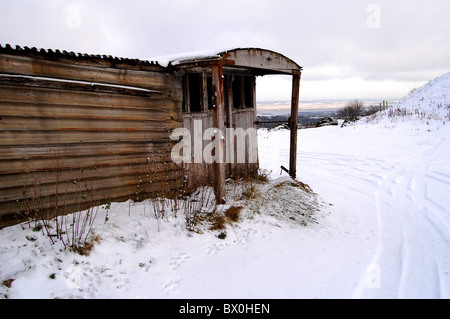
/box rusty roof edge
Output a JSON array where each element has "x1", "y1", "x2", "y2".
[{"x1": 0, "y1": 43, "x2": 164, "y2": 69}]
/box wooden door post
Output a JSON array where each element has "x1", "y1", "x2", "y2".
[
  {"x1": 211, "y1": 63, "x2": 226, "y2": 204},
  {"x1": 289, "y1": 71, "x2": 301, "y2": 179}
]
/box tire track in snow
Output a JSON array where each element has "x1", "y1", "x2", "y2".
[
  {"x1": 263, "y1": 130, "x2": 449, "y2": 298},
  {"x1": 355, "y1": 137, "x2": 449, "y2": 298},
  {"x1": 299, "y1": 151, "x2": 396, "y2": 299}
]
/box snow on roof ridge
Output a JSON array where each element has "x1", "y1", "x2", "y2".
[
  {"x1": 146, "y1": 48, "x2": 234, "y2": 68},
  {"x1": 147, "y1": 47, "x2": 297, "y2": 68}
]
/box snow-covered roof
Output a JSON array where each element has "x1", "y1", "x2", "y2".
[{"x1": 147, "y1": 48, "x2": 231, "y2": 68}]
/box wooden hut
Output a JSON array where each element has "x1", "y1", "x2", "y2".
[{"x1": 0, "y1": 45, "x2": 302, "y2": 228}]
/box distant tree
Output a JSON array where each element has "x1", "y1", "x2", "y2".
[{"x1": 337, "y1": 100, "x2": 364, "y2": 122}]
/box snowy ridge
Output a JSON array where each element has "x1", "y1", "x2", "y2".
[
  {"x1": 395, "y1": 72, "x2": 450, "y2": 115},
  {"x1": 364, "y1": 72, "x2": 450, "y2": 126}
]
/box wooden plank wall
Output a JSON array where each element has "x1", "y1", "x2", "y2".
[
  {"x1": 230, "y1": 109, "x2": 259, "y2": 178},
  {"x1": 0, "y1": 51, "x2": 184, "y2": 228},
  {"x1": 182, "y1": 108, "x2": 258, "y2": 189},
  {"x1": 182, "y1": 112, "x2": 214, "y2": 190}
]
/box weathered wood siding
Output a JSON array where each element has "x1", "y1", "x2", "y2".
[
  {"x1": 182, "y1": 107, "x2": 258, "y2": 189},
  {"x1": 182, "y1": 112, "x2": 214, "y2": 189},
  {"x1": 181, "y1": 70, "x2": 259, "y2": 190},
  {"x1": 0, "y1": 49, "x2": 183, "y2": 228},
  {"x1": 229, "y1": 108, "x2": 259, "y2": 178}
]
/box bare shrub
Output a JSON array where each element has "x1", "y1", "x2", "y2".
[
  {"x1": 337, "y1": 100, "x2": 365, "y2": 122},
  {"x1": 21, "y1": 146, "x2": 100, "y2": 254}
]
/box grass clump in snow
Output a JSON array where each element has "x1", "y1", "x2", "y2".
[
  {"x1": 240, "y1": 183, "x2": 260, "y2": 200},
  {"x1": 224, "y1": 206, "x2": 242, "y2": 223},
  {"x1": 208, "y1": 206, "x2": 242, "y2": 231},
  {"x1": 74, "y1": 234, "x2": 101, "y2": 256}
]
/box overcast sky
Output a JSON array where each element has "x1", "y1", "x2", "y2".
[{"x1": 1, "y1": 0, "x2": 449, "y2": 102}]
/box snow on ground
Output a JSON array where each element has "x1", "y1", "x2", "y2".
[{"x1": 1, "y1": 73, "x2": 449, "y2": 299}]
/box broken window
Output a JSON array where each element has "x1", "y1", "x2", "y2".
[
  {"x1": 232, "y1": 75, "x2": 254, "y2": 109},
  {"x1": 188, "y1": 73, "x2": 202, "y2": 112},
  {"x1": 244, "y1": 76, "x2": 254, "y2": 108},
  {"x1": 232, "y1": 76, "x2": 243, "y2": 109},
  {"x1": 183, "y1": 73, "x2": 202, "y2": 113},
  {"x1": 183, "y1": 72, "x2": 254, "y2": 112}
]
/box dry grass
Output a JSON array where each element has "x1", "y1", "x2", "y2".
[
  {"x1": 273, "y1": 179, "x2": 313, "y2": 194},
  {"x1": 240, "y1": 183, "x2": 260, "y2": 200},
  {"x1": 208, "y1": 205, "x2": 243, "y2": 231},
  {"x1": 209, "y1": 214, "x2": 227, "y2": 231},
  {"x1": 224, "y1": 206, "x2": 242, "y2": 223},
  {"x1": 74, "y1": 234, "x2": 101, "y2": 256}
]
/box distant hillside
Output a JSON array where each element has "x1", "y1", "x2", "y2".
[{"x1": 256, "y1": 109, "x2": 338, "y2": 129}]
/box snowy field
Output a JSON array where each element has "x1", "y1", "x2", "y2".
[{"x1": 1, "y1": 73, "x2": 449, "y2": 299}]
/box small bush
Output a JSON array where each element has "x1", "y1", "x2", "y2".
[{"x1": 337, "y1": 100, "x2": 365, "y2": 122}]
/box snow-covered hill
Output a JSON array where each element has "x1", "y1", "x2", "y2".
[
  {"x1": 1, "y1": 73, "x2": 449, "y2": 299},
  {"x1": 364, "y1": 72, "x2": 450, "y2": 127},
  {"x1": 394, "y1": 72, "x2": 450, "y2": 118}
]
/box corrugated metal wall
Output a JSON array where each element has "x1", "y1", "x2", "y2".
[{"x1": 0, "y1": 48, "x2": 183, "y2": 228}]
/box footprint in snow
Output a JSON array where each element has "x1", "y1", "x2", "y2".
[
  {"x1": 169, "y1": 252, "x2": 190, "y2": 270},
  {"x1": 161, "y1": 277, "x2": 180, "y2": 294}
]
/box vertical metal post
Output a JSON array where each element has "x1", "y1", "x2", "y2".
[{"x1": 289, "y1": 71, "x2": 301, "y2": 179}]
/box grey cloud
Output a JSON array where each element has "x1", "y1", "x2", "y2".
[{"x1": 0, "y1": 0, "x2": 448, "y2": 99}]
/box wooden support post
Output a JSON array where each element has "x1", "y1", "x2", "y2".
[
  {"x1": 211, "y1": 63, "x2": 226, "y2": 204},
  {"x1": 289, "y1": 71, "x2": 301, "y2": 179}
]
